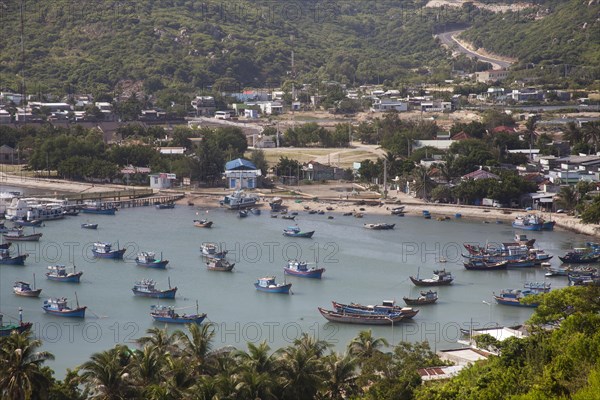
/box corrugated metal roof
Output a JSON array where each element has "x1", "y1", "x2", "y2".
[{"x1": 225, "y1": 158, "x2": 257, "y2": 171}]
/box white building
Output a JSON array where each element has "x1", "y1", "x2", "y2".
[
  {"x1": 370, "y1": 98, "x2": 408, "y2": 112},
  {"x1": 149, "y1": 173, "x2": 177, "y2": 189}
]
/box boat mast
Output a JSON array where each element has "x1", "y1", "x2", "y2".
[
  {"x1": 75, "y1": 292, "x2": 80, "y2": 308},
  {"x1": 33, "y1": 273, "x2": 36, "y2": 290}
]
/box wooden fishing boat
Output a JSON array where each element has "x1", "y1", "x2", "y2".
[
  {"x1": 46, "y1": 265, "x2": 83, "y2": 283},
  {"x1": 318, "y1": 307, "x2": 404, "y2": 325},
  {"x1": 403, "y1": 290, "x2": 438, "y2": 305},
  {"x1": 193, "y1": 219, "x2": 213, "y2": 228},
  {"x1": 155, "y1": 203, "x2": 175, "y2": 209},
  {"x1": 281, "y1": 215, "x2": 296, "y2": 220},
  {"x1": 514, "y1": 234, "x2": 536, "y2": 248},
  {"x1": 391, "y1": 206, "x2": 405, "y2": 215},
  {"x1": 559, "y1": 248, "x2": 600, "y2": 264},
  {"x1": 410, "y1": 269, "x2": 454, "y2": 286},
  {"x1": 13, "y1": 276, "x2": 42, "y2": 297},
  {"x1": 135, "y1": 252, "x2": 169, "y2": 269},
  {"x1": 283, "y1": 260, "x2": 325, "y2": 278},
  {"x1": 283, "y1": 226, "x2": 315, "y2": 238},
  {"x1": 13, "y1": 219, "x2": 43, "y2": 227},
  {"x1": 364, "y1": 223, "x2": 395, "y2": 230},
  {"x1": 3, "y1": 230, "x2": 43, "y2": 242},
  {"x1": 81, "y1": 204, "x2": 117, "y2": 215},
  {"x1": 150, "y1": 302, "x2": 207, "y2": 324},
  {"x1": 463, "y1": 260, "x2": 508, "y2": 271},
  {"x1": 81, "y1": 223, "x2": 98, "y2": 229},
  {"x1": 0, "y1": 248, "x2": 28, "y2": 265},
  {"x1": 239, "y1": 209, "x2": 249, "y2": 218},
  {"x1": 132, "y1": 278, "x2": 177, "y2": 299},
  {"x1": 42, "y1": 296, "x2": 87, "y2": 318},
  {"x1": 493, "y1": 289, "x2": 540, "y2": 307},
  {"x1": 254, "y1": 276, "x2": 292, "y2": 294},
  {"x1": 200, "y1": 243, "x2": 227, "y2": 258},
  {"x1": 332, "y1": 301, "x2": 419, "y2": 319},
  {"x1": 206, "y1": 258, "x2": 235, "y2": 271},
  {"x1": 0, "y1": 309, "x2": 32, "y2": 337},
  {"x1": 91, "y1": 242, "x2": 126, "y2": 259}
]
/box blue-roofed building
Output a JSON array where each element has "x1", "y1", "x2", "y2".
[{"x1": 224, "y1": 158, "x2": 262, "y2": 189}]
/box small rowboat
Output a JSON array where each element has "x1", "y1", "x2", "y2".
[
  {"x1": 81, "y1": 223, "x2": 98, "y2": 230},
  {"x1": 193, "y1": 219, "x2": 213, "y2": 228}
]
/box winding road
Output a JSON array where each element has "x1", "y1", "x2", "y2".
[{"x1": 437, "y1": 30, "x2": 513, "y2": 70}]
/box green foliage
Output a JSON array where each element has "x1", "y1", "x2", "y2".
[
  {"x1": 580, "y1": 196, "x2": 600, "y2": 224},
  {"x1": 274, "y1": 157, "x2": 301, "y2": 177},
  {"x1": 283, "y1": 123, "x2": 348, "y2": 148}
]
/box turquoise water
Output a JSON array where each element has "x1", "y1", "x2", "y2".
[{"x1": 0, "y1": 203, "x2": 586, "y2": 377}]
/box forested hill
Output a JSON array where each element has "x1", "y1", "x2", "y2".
[{"x1": 0, "y1": 1, "x2": 598, "y2": 98}]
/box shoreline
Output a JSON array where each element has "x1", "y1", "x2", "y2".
[{"x1": 2, "y1": 173, "x2": 598, "y2": 237}]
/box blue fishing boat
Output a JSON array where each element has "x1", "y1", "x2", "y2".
[
  {"x1": 92, "y1": 242, "x2": 126, "y2": 259},
  {"x1": 284, "y1": 260, "x2": 325, "y2": 278},
  {"x1": 332, "y1": 300, "x2": 419, "y2": 319},
  {"x1": 155, "y1": 203, "x2": 175, "y2": 210},
  {"x1": 559, "y1": 248, "x2": 600, "y2": 264},
  {"x1": 42, "y1": 296, "x2": 87, "y2": 318},
  {"x1": 81, "y1": 202, "x2": 117, "y2": 215},
  {"x1": 0, "y1": 248, "x2": 28, "y2": 265},
  {"x1": 150, "y1": 302, "x2": 206, "y2": 324},
  {"x1": 81, "y1": 223, "x2": 98, "y2": 230},
  {"x1": 423, "y1": 210, "x2": 431, "y2": 219},
  {"x1": 0, "y1": 309, "x2": 32, "y2": 337},
  {"x1": 512, "y1": 215, "x2": 543, "y2": 231},
  {"x1": 13, "y1": 219, "x2": 43, "y2": 227},
  {"x1": 132, "y1": 278, "x2": 177, "y2": 299},
  {"x1": 46, "y1": 265, "x2": 83, "y2": 283},
  {"x1": 254, "y1": 276, "x2": 292, "y2": 294},
  {"x1": 135, "y1": 252, "x2": 169, "y2": 269},
  {"x1": 283, "y1": 226, "x2": 315, "y2": 238},
  {"x1": 493, "y1": 289, "x2": 540, "y2": 307}
]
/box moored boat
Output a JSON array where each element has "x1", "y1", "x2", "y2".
[
  {"x1": 410, "y1": 269, "x2": 454, "y2": 286},
  {"x1": 333, "y1": 300, "x2": 419, "y2": 319},
  {"x1": 193, "y1": 219, "x2": 213, "y2": 228},
  {"x1": 283, "y1": 260, "x2": 325, "y2": 278},
  {"x1": 0, "y1": 248, "x2": 28, "y2": 265},
  {"x1": 81, "y1": 223, "x2": 98, "y2": 230},
  {"x1": 364, "y1": 223, "x2": 395, "y2": 230},
  {"x1": 132, "y1": 278, "x2": 177, "y2": 299},
  {"x1": 463, "y1": 260, "x2": 508, "y2": 270},
  {"x1": 200, "y1": 243, "x2": 227, "y2": 259},
  {"x1": 403, "y1": 290, "x2": 438, "y2": 305},
  {"x1": 42, "y1": 296, "x2": 87, "y2": 317},
  {"x1": 150, "y1": 303, "x2": 207, "y2": 324},
  {"x1": 46, "y1": 265, "x2": 83, "y2": 283},
  {"x1": 391, "y1": 206, "x2": 405, "y2": 215},
  {"x1": 559, "y1": 248, "x2": 600, "y2": 264},
  {"x1": 13, "y1": 219, "x2": 43, "y2": 227},
  {"x1": 493, "y1": 289, "x2": 540, "y2": 307},
  {"x1": 206, "y1": 258, "x2": 235, "y2": 271},
  {"x1": 135, "y1": 252, "x2": 169, "y2": 269},
  {"x1": 254, "y1": 276, "x2": 292, "y2": 294},
  {"x1": 13, "y1": 276, "x2": 42, "y2": 297},
  {"x1": 0, "y1": 309, "x2": 32, "y2": 337},
  {"x1": 92, "y1": 242, "x2": 126, "y2": 259},
  {"x1": 155, "y1": 203, "x2": 175, "y2": 209},
  {"x1": 318, "y1": 307, "x2": 404, "y2": 325},
  {"x1": 81, "y1": 204, "x2": 118, "y2": 215},
  {"x1": 514, "y1": 233, "x2": 536, "y2": 248},
  {"x1": 283, "y1": 226, "x2": 315, "y2": 238},
  {"x1": 220, "y1": 190, "x2": 259, "y2": 209},
  {"x1": 512, "y1": 215, "x2": 543, "y2": 231},
  {"x1": 239, "y1": 209, "x2": 249, "y2": 218},
  {"x1": 3, "y1": 230, "x2": 43, "y2": 242}
]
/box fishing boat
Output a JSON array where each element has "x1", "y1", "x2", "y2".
[
  {"x1": 62, "y1": 209, "x2": 79, "y2": 216},
  {"x1": 81, "y1": 202, "x2": 117, "y2": 215},
  {"x1": 254, "y1": 276, "x2": 292, "y2": 294},
  {"x1": 0, "y1": 248, "x2": 28, "y2": 265},
  {"x1": 463, "y1": 260, "x2": 509, "y2": 270},
  {"x1": 410, "y1": 269, "x2": 454, "y2": 286},
  {"x1": 545, "y1": 265, "x2": 596, "y2": 277},
  {"x1": 239, "y1": 209, "x2": 249, "y2": 218},
  {"x1": 332, "y1": 301, "x2": 419, "y2": 319},
  {"x1": 193, "y1": 219, "x2": 213, "y2": 228},
  {"x1": 403, "y1": 290, "x2": 438, "y2": 306},
  {"x1": 13, "y1": 276, "x2": 42, "y2": 297},
  {"x1": 524, "y1": 282, "x2": 551, "y2": 293},
  {"x1": 250, "y1": 208, "x2": 261, "y2": 215},
  {"x1": 568, "y1": 270, "x2": 600, "y2": 286},
  {"x1": 512, "y1": 215, "x2": 543, "y2": 231},
  {"x1": 514, "y1": 234, "x2": 536, "y2": 248},
  {"x1": 283, "y1": 226, "x2": 315, "y2": 238},
  {"x1": 318, "y1": 307, "x2": 404, "y2": 325},
  {"x1": 46, "y1": 265, "x2": 83, "y2": 283},
  {"x1": 281, "y1": 215, "x2": 296, "y2": 220},
  {"x1": 3, "y1": 230, "x2": 43, "y2": 242},
  {"x1": 13, "y1": 219, "x2": 43, "y2": 227},
  {"x1": 42, "y1": 296, "x2": 87, "y2": 317},
  {"x1": 559, "y1": 248, "x2": 600, "y2": 264},
  {"x1": 0, "y1": 242, "x2": 11, "y2": 250},
  {"x1": 155, "y1": 203, "x2": 175, "y2": 210},
  {"x1": 269, "y1": 197, "x2": 284, "y2": 212},
  {"x1": 283, "y1": 260, "x2": 325, "y2": 278},
  {"x1": 364, "y1": 223, "x2": 395, "y2": 230},
  {"x1": 206, "y1": 258, "x2": 235, "y2": 271},
  {"x1": 220, "y1": 190, "x2": 259, "y2": 209},
  {"x1": 150, "y1": 302, "x2": 207, "y2": 324},
  {"x1": 0, "y1": 309, "x2": 32, "y2": 336},
  {"x1": 135, "y1": 252, "x2": 169, "y2": 269},
  {"x1": 391, "y1": 206, "x2": 405, "y2": 215},
  {"x1": 200, "y1": 243, "x2": 227, "y2": 257},
  {"x1": 81, "y1": 223, "x2": 98, "y2": 230},
  {"x1": 132, "y1": 278, "x2": 177, "y2": 299},
  {"x1": 423, "y1": 210, "x2": 431, "y2": 219},
  {"x1": 493, "y1": 289, "x2": 540, "y2": 307},
  {"x1": 91, "y1": 242, "x2": 126, "y2": 259}
]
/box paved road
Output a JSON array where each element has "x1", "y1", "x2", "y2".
[{"x1": 437, "y1": 30, "x2": 513, "y2": 70}]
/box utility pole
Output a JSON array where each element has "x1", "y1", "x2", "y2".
[{"x1": 383, "y1": 158, "x2": 387, "y2": 199}]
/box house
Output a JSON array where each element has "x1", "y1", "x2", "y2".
[
  {"x1": 0, "y1": 92, "x2": 24, "y2": 105},
  {"x1": 149, "y1": 173, "x2": 176, "y2": 189},
  {"x1": 224, "y1": 158, "x2": 262, "y2": 189},
  {"x1": 0, "y1": 109, "x2": 11, "y2": 124},
  {"x1": 244, "y1": 109, "x2": 259, "y2": 119},
  {"x1": 28, "y1": 102, "x2": 72, "y2": 113},
  {"x1": 510, "y1": 88, "x2": 544, "y2": 102},
  {"x1": 251, "y1": 135, "x2": 276, "y2": 148},
  {"x1": 0, "y1": 145, "x2": 17, "y2": 164},
  {"x1": 158, "y1": 147, "x2": 186, "y2": 155},
  {"x1": 370, "y1": 98, "x2": 408, "y2": 112},
  {"x1": 191, "y1": 96, "x2": 216, "y2": 117},
  {"x1": 491, "y1": 125, "x2": 517, "y2": 134},
  {"x1": 420, "y1": 101, "x2": 452, "y2": 112},
  {"x1": 475, "y1": 69, "x2": 509, "y2": 83},
  {"x1": 301, "y1": 161, "x2": 349, "y2": 181},
  {"x1": 461, "y1": 168, "x2": 500, "y2": 181},
  {"x1": 250, "y1": 101, "x2": 283, "y2": 115},
  {"x1": 450, "y1": 131, "x2": 471, "y2": 141}
]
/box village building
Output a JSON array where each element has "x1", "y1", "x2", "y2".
[{"x1": 224, "y1": 158, "x2": 261, "y2": 189}]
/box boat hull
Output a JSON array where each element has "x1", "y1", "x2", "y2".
[
  {"x1": 493, "y1": 296, "x2": 538, "y2": 307},
  {"x1": 283, "y1": 231, "x2": 315, "y2": 238},
  {"x1": 81, "y1": 224, "x2": 98, "y2": 230},
  {"x1": 402, "y1": 297, "x2": 437, "y2": 306},
  {"x1": 194, "y1": 221, "x2": 213, "y2": 228},
  {"x1": 319, "y1": 308, "x2": 403, "y2": 325},
  {"x1": 3, "y1": 233, "x2": 43, "y2": 242},
  {"x1": 46, "y1": 272, "x2": 83, "y2": 283},
  {"x1": 463, "y1": 262, "x2": 508, "y2": 270},
  {"x1": 92, "y1": 249, "x2": 126, "y2": 259},
  {"x1": 42, "y1": 306, "x2": 87, "y2": 318},
  {"x1": 0, "y1": 323, "x2": 33, "y2": 337},
  {"x1": 132, "y1": 288, "x2": 177, "y2": 299},
  {"x1": 254, "y1": 283, "x2": 292, "y2": 294},
  {"x1": 284, "y1": 267, "x2": 325, "y2": 278},
  {"x1": 81, "y1": 208, "x2": 116, "y2": 215},
  {"x1": 151, "y1": 314, "x2": 207, "y2": 324},
  {"x1": 558, "y1": 255, "x2": 600, "y2": 264},
  {"x1": 512, "y1": 222, "x2": 542, "y2": 231},
  {"x1": 410, "y1": 276, "x2": 453, "y2": 286},
  {"x1": 14, "y1": 289, "x2": 42, "y2": 297},
  {"x1": 14, "y1": 220, "x2": 43, "y2": 227},
  {"x1": 0, "y1": 254, "x2": 28, "y2": 265},
  {"x1": 136, "y1": 260, "x2": 169, "y2": 269}
]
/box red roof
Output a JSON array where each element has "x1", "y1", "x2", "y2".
[
  {"x1": 461, "y1": 169, "x2": 500, "y2": 181},
  {"x1": 451, "y1": 131, "x2": 471, "y2": 140},
  {"x1": 492, "y1": 125, "x2": 516, "y2": 134}
]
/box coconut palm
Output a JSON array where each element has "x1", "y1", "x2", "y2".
[
  {"x1": 323, "y1": 352, "x2": 358, "y2": 400},
  {"x1": 130, "y1": 345, "x2": 164, "y2": 388},
  {"x1": 79, "y1": 344, "x2": 135, "y2": 400},
  {"x1": 555, "y1": 185, "x2": 578, "y2": 210},
  {"x1": 0, "y1": 331, "x2": 54, "y2": 400},
  {"x1": 411, "y1": 165, "x2": 436, "y2": 200},
  {"x1": 348, "y1": 330, "x2": 389, "y2": 364},
  {"x1": 582, "y1": 121, "x2": 600, "y2": 153},
  {"x1": 137, "y1": 327, "x2": 180, "y2": 356},
  {"x1": 174, "y1": 323, "x2": 215, "y2": 375},
  {"x1": 235, "y1": 341, "x2": 277, "y2": 374}
]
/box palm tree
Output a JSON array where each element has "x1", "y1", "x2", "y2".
[
  {"x1": 137, "y1": 327, "x2": 180, "y2": 356},
  {"x1": 555, "y1": 185, "x2": 578, "y2": 210},
  {"x1": 348, "y1": 330, "x2": 389, "y2": 364},
  {"x1": 79, "y1": 344, "x2": 135, "y2": 400},
  {"x1": 0, "y1": 331, "x2": 54, "y2": 400},
  {"x1": 130, "y1": 345, "x2": 164, "y2": 389},
  {"x1": 582, "y1": 121, "x2": 600, "y2": 153},
  {"x1": 235, "y1": 341, "x2": 277, "y2": 374},
  {"x1": 411, "y1": 165, "x2": 436, "y2": 200},
  {"x1": 323, "y1": 352, "x2": 358, "y2": 400},
  {"x1": 563, "y1": 121, "x2": 583, "y2": 145},
  {"x1": 174, "y1": 323, "x2": 215, "y2": 375}
]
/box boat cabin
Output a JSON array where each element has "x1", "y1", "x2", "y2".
[
  {"x1": 382, "y1": 300, "x2": 396, "y2": 307},
  {"x1": 47, "y1": 265, "x2": 69, "y2": 276},
  {"x1": 13, "y1": 281, "x2": 32, "y2": 291},
  {"x1": 257, "y1": 277, "x2": 277, "y2": 288},
  {"x1": 134, "y1": 279, "x2": 158, "y2": 292},
  {"x1": 137, "y1": 252, "x2": 156, "y2": 263},
  {"x1": 93, "y1": 242, "x2": 113, "y2": 253},
  {"x1": 44, "y1": 298, "x2": 69, "y2": 311},
  {"x1": 288, "y1": 260, "x2": 308, "y2": 271}
]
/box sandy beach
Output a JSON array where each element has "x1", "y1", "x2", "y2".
[{"x1": 2, "y1": 172, "x2": 598, "y2": 237}]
